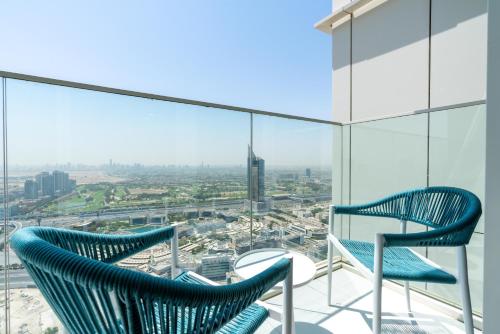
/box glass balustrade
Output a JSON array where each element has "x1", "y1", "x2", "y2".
[
  {"x1": 5, "y1": 78, "x2": 251, "y2": 332},
  {"x1": 341, "y1": 104, "x2": 486, "y2": 314},
  {"x1": 0, "y1": 73, "x2": 487, "y2": 332},
  {"x1": 250, "y1": 114, "x2": 335, "y2": 262},
  {"x1": 0, "y1": 77, "x2": 340, "y2": 333},
  {"x1": 427, "y1": 104, "x2": 486, "y2": 313}
]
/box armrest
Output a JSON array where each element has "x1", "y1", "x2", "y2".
[
  {"x1": 333, "y1": 192, "x2": 407, "y2": 219},
  {"x1": 184, "y1": 271, "x2": 283, "y2": 321},
  {"x1": 383, "y1": 222, "x2": 470, "y2": 247},
  {"x1": 33, "y1": 225, "x2": 176, "y2": 263}
]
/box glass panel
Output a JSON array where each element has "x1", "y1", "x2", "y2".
[
  {"x1": 0, "y1": 77, "x2": 6, "y2": 334},
  {"x1": 426, "y1": 232, "x2": 483, "y2": 313},
  {"x1": 340, "y1": 125, "x2": 351, "y2": 240},
  {"x1": 6, "y1": 78, "x2": 251, "y2": 332},
  {"x1": 332, "y1": 124, "x2": 344, "y2": 247},
  {"x1": 428, "y1": 104, "x2": 486, "y2": 313},
  {"x1": 346, "y1": 114, "x2": 428, "y2": 293},
  {"x1": 348, "y1": 114, "x2": 428, "y2": 242},
  {"x1": 251, "y1": 114, "x2": 335, "y2": 262},
  {"x1": 428, "y1": 104, "x2": 486, "y2": 232}
]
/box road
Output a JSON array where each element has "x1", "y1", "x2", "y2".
[
  {"x1": 30, "y1": 195, "x2": 329, "y2": 225},
  {"x1": 0, "y1": 221, "x2": 22, "y2": 249},
  {"x1": 0, "y1": 269, "x2": 34, "y2": 289},
  {"x1": 19, "y1": 199, "x2": 247, "y2": 228}
]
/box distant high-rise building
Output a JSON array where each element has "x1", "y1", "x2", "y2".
[
  {"x1": 247, "y1": 146, "x2": 265, "y2": 202},
  {"x1": 305, "y1": 168, "x2": 311, "y2": 178},
  {"x1": 24, "y1": 180, "x2": 39, "y2": 200},
  {"x1": 36, "y1": 172, "x2": 54, "y2": 196},
  {"x1": 53, "y1": 170, "x2": 69, "y2": 193},
  {"x1": 35, "y1": 171, "x2": 75, "y2": 196}
]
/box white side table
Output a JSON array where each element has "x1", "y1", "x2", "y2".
[
  {"x1": 234, "y1": 248, "x2": 316, "y2": 334},
  {"x1": 234, "y1": 248, "x2": 317, "y2": 288}
]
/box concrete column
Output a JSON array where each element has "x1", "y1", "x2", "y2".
[{"x1": 483, "y1": 1, "x2": 500, "y2": 332}]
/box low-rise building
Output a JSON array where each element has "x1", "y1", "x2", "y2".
[{"x1": 201, "y1": 254, "x2": 233, "y2": 281}]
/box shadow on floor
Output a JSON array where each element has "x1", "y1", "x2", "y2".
[
  {"x1": 362, "y1": 312, "x2": 456, "y2": 334},
  {"x1": 270, "y1": 321, "x2": 331, "y2": 334}
]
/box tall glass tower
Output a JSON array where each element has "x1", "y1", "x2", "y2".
[{"x1": 247, "y1": 146, "x2": 265, "y2": 202}]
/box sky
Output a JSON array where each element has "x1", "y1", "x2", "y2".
[
  {"x1": 6, "y1": 79, "x2": 334, "y2": 168},
  {"x1": 0, "y1": 1, "x2": 332, "y2": 121}
]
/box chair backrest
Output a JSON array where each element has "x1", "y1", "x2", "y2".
[
  {"x1": 11, "y1": 227, "x2": 290, "y2": 334},
  {"x1": 344, "y1": 187, "x2": 482, "y2": 246}
]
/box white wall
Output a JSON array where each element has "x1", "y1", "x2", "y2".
[
  {"x1": 483, "y1": 0, "x2": 500, "y2": 331},
  {"x1": 430, "y1": 0, "x2": 487, "y2": 107},
  {"x1": 327, "y1": 0, "x2": 490, "y2": 317},
  {"x1": 351, "y1": 0, "x2": 429, "y2": 120},
  {"x1": 332, "y1": 23, "x2": 351, "y2": 122},
  {"x1": 331, "y1": 0, "x2": 488, "y2": 122}
]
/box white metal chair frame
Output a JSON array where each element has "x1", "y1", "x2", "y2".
[{"x1": 327, "y1": 207, "x2": 475, "y2": 334}]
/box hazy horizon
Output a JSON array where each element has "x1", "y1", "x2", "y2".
[{"x1": 6, "y1": 79, "x2": 334, "y2": 168}]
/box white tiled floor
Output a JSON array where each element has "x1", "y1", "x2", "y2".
[{"x1": 256, "y1": 269, "x2": 480, "y2": 334}]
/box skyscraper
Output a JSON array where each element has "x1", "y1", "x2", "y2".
[
  {"x1": 305, "y1": 168, "x2": 311, "y2": 178},
  {"x1": 53, "y1": 170, "x2": 69, "y2": 193},
  {"x1": 24, "y1": 180, "x2": 39, "y2": 200},
  {"x1": 36, "y1": 172, "x2": 54, "y2": 196},
  {"x1": 247, "y1": 146, "x2": 265, "y2": 202}
]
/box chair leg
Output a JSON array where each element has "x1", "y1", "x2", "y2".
[
  {"x1": 457, "y1": 246, "x2": 474, "y2": 334},
  {"x1": 404, "y1": 281, "x2": 411, "y2": 313},
  {"x1": 400, "y1": 220, "x2": 411, "y2": 313},
  {"x1": 373, "y1": 234, "x2": 384, "y2": 334},
  {"x1": 283, "y1": 256, "x2": 294, "y2": 334},
  {"x1": 327, "y1": 239, "x2": 333, "y2": 306},
  {"x1": 328, "y1": 205, "x2": 334, "y2": 306}
]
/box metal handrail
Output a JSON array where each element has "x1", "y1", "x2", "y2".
[
  {"x1": 0, "y1": 70, "x2": 341, "y2": 126},
  {"x1": 0, "y1": 70, "x2": 485, "y2": 128},
  {"x1": 342, "y1": 100, "x2": 486, "y2": 126}
]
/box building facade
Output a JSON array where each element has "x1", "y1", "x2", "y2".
[
  {"x1": 36, "y1": 172, "x2": 54, "y2": 196},
  {"x1": 23, "y1": 180, "x2": 38, "y2": 200},
  {"x1": 316, "y1": 0, "x2": 488, "y2": 317},
  {"x1": 201, "y1": 254, "x2": 233, "y2": 281},
  {"x1": 317, "y1": 0, "x2": 487, "y2": 123}
]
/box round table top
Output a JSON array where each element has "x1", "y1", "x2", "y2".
[{"x1": 234, "y1": 248, "x2": 317, "y2": 288}]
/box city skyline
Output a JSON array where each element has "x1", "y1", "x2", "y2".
[{"x1": 7, "y1": 162, "x2": 332, "y2": 171}]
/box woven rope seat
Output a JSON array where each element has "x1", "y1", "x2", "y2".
[
  {"x1": 338, "y1": 239, "x2": 456, "y2": 283},
  {"x1": 175, "y1": 272, "x2": 269, "y2": 334},
  {"x1": 11, "y1": 226, "x2": 291, "y2": 334}
]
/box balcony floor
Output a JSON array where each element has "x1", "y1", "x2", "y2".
[{"x1": 256, "y1": 268, "x2": 481, "y2": 334}]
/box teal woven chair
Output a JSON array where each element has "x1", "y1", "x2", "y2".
[
  {"x1": 11, "y1": 225, "x2": 294, "y2": 334},
  {"x1": 326, "y1": 187, "x2": 482, "y2": 334}
]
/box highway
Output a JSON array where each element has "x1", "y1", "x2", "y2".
[
  {"x1": 22, "y1": 194, "x2": 330, "y2": 228},
  {"x1": 26, "y1": 199, "x2": 248, "y2": 228},
  {"x1": 0, "y1": 269, "x2": 34, "y2": 289},
  {"x1": 0, "y1": 221, "x2": 22, "y2": 249}
]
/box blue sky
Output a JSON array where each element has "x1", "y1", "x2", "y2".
[
  {"x1": 6, "y1": 79, "x2": 334, "y2": 168},
  {"x1": 0, "y1": 1, "x2": 332, "y2": 121}
]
